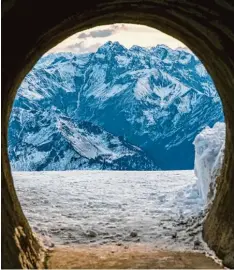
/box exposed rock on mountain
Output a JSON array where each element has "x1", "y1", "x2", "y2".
[{"x1": 8, "y1": 42, "x2": 224, "y2": 170}]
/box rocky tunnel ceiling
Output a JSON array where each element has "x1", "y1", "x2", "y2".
[{"x1": 2, "y1": 0, "x2": 234, "y2": 268}]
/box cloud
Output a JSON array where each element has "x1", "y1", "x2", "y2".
[
  {"x1": 78, "y1": 29, "x2": 114, "y2": 39},
  {"x1": 46, "y1": 23, "x2": 186, "y2": 55},
  {"x1": 77, "y1": 24, "x2": 129, "y2": 39}
]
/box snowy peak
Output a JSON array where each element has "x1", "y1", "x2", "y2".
[
  {"x1": 95, "y1": 41, "x2": 128, "y2": 62},
  {"x1": 98, "y1": 41, "x2": 127, "y2": 53}
]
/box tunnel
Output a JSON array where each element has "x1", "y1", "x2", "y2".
[{"x1": 2, "y1": 0, "x2": 234, "y2": 268}]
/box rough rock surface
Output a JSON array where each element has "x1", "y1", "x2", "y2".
[{"x1": 2, "y1": 0, "x2": 234, "y2": 268}]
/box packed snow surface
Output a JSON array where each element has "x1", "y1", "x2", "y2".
[
  {"x1": 193, "y1": 122, "x2": 225, "y2": 204},
  {"x1": 13, "y1": 170, "x2": 206, "y2": 250}
]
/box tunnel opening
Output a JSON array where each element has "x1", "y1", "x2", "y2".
[
  {"x1": 7, "y1": 23, "x2": 226, "y2": 267},
  {"x1": 2, "y1": 2, "x2": 234, "y2": 269}
]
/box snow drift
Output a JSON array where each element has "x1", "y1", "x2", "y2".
[{"x1": 193, "y1": 122, "x2": 225, "y2": 204}]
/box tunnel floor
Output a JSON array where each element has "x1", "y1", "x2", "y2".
[{"x1": 46, "y1": 244, "x2": 222, "y2": 269}]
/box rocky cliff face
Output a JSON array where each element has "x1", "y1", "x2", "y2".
[{"x1": 8, "y1": 42, "x2": 224, "y2": 170}]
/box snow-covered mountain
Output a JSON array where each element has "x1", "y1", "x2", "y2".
[
  {"x1": 8, "y1": 42, "x2": 224, "y2": 170},
  {"x1": 8, "y1": 107, "x2": 157, "y2": 171}
]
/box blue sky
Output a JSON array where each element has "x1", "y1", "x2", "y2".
[{"x1": 48, "y1": 24, "x2": 186, "y2": 54}]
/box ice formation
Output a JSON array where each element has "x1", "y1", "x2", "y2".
[{"x1": 193, "y1": 122, "x2": 225, "y2": 204}]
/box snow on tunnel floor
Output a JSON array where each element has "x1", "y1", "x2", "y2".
[{"x1": 13, "y1": 170, "x2": 206, "y2": 251}]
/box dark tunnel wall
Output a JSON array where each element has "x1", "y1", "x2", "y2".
[{"x1": 2, "y1": 0, "x2": 234, "y2": 268}]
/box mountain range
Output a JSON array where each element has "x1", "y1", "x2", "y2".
[{"x1": 8, "y1": 41, "x2": 224, "y2": 170}]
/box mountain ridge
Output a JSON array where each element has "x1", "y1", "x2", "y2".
[{"x1": 8, "y1": 42, "x2": 224, "y2": 170}]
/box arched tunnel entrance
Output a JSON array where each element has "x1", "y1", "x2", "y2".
[{"x1": 2, "y1": 1, "x2": 234, "y2": 268}]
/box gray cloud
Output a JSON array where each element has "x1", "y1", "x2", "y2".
[
  {"x1": 78, "y1": 29, "x2": 114, "y2": 39},
  {"x1": 77, "y1": 24, "x2": 128, "y2": 39}
]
